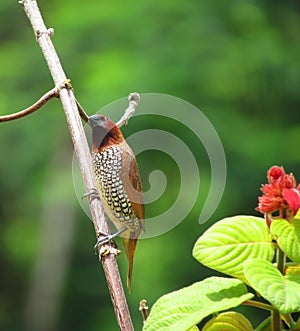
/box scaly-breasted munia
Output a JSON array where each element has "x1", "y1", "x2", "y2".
[{"x1": 89, "y1": 114, "x2": 144, "y2": 292}]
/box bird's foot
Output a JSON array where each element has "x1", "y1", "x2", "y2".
[
  {"x1": 94, "y1": 227, "x2": 127, "y2": 252},
  {"x1": 98, "y1": 245, "x2": 121, "y2": 257},
  {"x1": 82, "y1": 188, "x2": 100, "y2": 201}
]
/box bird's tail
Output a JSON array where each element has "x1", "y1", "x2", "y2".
[{"x1": 122, "y1": 236, "x2": 138, "y2": 293}]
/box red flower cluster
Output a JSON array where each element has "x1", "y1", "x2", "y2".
[{"x1": 256, "y1": 166, "x2": 300, "y2": 217}]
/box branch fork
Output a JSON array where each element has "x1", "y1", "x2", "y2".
[{"x1": 0, "y1": 79, "x2": 71, "y2": 122}]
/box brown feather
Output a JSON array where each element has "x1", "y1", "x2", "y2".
[
  {"x1": 119, "y1": 141, "x2": 144, "y2": 292},
  {"x1": 91, "y1": 117, "x2": 124, "y2": 153},
  {"x1": 121, "y1": 237, "x2": 137, "y2": 293},
  {"x1": 119, "y1": 141, "x2": 145, "y2": 224}
]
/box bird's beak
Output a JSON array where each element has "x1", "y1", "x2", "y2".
[{"x1": 88, "y1": 115, "x2": 104, "y2": 128}]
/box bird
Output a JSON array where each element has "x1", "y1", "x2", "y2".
[{"x1": 88, "y1": 114, "x2": 144, "y2": 292}]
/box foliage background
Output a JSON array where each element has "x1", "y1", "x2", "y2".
[{"x1": 0, "y1": 0, "x2": 299, "y2": 330}]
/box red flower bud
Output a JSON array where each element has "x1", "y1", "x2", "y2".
[
  {"x1": 256, "y1": 195, "x2": 282, "y2": 214},
  {"x1": 267, "y1": 166, "x2": 285, "y2": 184},
  {"x1": 281, "y1": 174, "x2": 296, "y2": 189},
  {"x1": 257, "y1": 166, "x2": 300, "y2": 218}
]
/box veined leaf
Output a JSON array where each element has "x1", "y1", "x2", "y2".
[
  {"x1": 244, "y1": 258, "x2": 300, "y2": 314},
  {"x1": 142, "y1": 277, "x2": 253, "y2": 331},
  {"x1": 202, "y1": 312, "x2": 253, "y2": 331},
  {"x1": 270, "y1": 218, "x2": 300, "y2": 263},
  {"x1": 193, "y1": 216, "x2": 274, "y2": 280}
]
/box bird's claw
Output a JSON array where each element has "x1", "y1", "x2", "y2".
[
  {"x1": 82, "y1": 188, "x2": 100, "y2": 201},
  {"x1": 94, "y1": 234, "x2": 116, "y2": 250},
  {"x1": 94, "y1": 227, "x2": 127, "y2": 253}
]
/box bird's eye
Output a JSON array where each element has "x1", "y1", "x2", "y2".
[{"x1": 103, "y1": 116, "x2": 109, "y2": 121}]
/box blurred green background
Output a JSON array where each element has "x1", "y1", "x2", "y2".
[{"x1": 0, "y1": 0, "x2": 300, "y2": 330}]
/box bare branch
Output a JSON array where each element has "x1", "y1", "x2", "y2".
[
  {"x1": 0, "y1": 78, "x2": 89, "y2": 124},
  {"x1": 75, "y1": 91, "x2": 140, "y2": 125},
  {"x1": 19, "y1": 1, "x2": 134, "y2": 330},
  {"x1": 116, "y1": 92, "x2": 140, "y2": 128},
  {"x1": 0, "y1": 86, "x2": 58, "y2": 122}
]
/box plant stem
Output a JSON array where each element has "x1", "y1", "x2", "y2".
[
  {"x1": 243, "y1": 300, "x2": 273, "y2": 311},
  {"x1": 271, "y1": 246, "x2": 286, "y2": 331},
  {"x1": 272, "y1": 309, "x2": 281, "y2": 331},
  {"x1": 276, "y1": 246, "x2": 286, "y2": 275}
]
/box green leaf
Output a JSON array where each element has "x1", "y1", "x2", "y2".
[
  {"x1": 244, "y1": 259, "x2": 300, "y2": 314},
  {"x1": 142, "y1": 277, "x2": 253, "y2": 331},
  {"x1": 202, "y1": 312, "x2": 253, "y2": 331},
  {"x1": 270, "y1": 218, "x2": 300, "y2": 263},
  {"x1": 193, "y1": 216, "x2": 274, "y2": 280}
]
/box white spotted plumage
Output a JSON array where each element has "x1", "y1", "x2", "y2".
[{"x1": 92, "y1": 145, "x2": 140, "y2": 231}]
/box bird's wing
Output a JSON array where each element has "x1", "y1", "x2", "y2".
[{"x1": 119, "y1": 142, "x2": 145, "y2": 225}]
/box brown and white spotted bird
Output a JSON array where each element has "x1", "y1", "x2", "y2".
[{"x1": 89, "y1": 114, "x2": 144, "y2": 292}]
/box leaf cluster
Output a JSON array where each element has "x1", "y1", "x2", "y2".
[{"x1": 144, "y1": 215, "x2": 300, "y2": 331}]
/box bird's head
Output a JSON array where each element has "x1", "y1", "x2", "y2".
[{"x1": 89, "y1": 114, "x2": 124, "y2": 152}]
